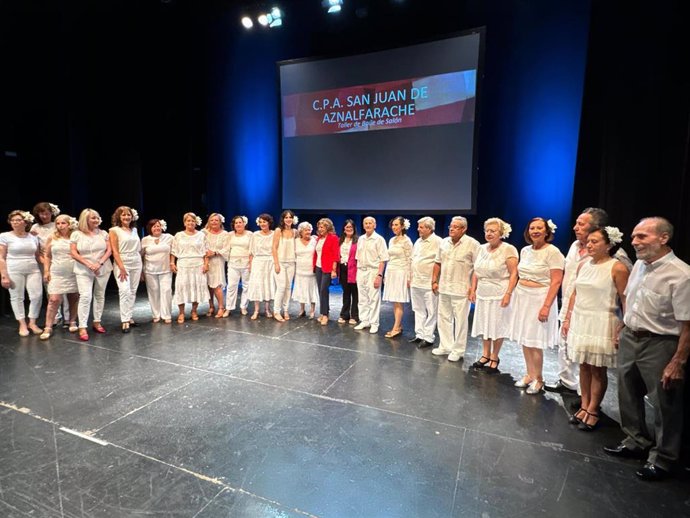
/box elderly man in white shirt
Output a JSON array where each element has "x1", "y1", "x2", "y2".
[
  {"x1": 431, "y1": 216, "x2": 480, "y2": 362},
  {"x1": 409, "y1": 217, "x2": 442, "y2": 348},
  {"x1": 603, "y1": 217, "x2": 690, "y2": 482},
  {"x1": 547, "y1": 207, "x2": 633, "y2": 395},
  {"x1": 354, "y1": 217, "x2": 389, "y2": 334}
]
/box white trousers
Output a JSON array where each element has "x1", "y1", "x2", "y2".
[
  {"x1": 273, "y1": 261, "x2": 295, "y2": 313},
  {"x1": 226, "y1": 264, "x2": 250, "y2": 310},
  {"x1": 8, "y1": 269, "x2": 42, "y2": 320},
  {"x1": 145, "y1": 272, "x2": 172, "y2": 320},
  {"x1": 410, "y1": 286, "x2": 438, "y2": 342},
  {"x1": 76, "y1": 272, "x2": 111, "y2": 328},
  {"x1": 437, "y1": 293, "x2": 470, "y2": 355},
  {"x1": 357, "y1": 269, "x2": 382, "y2": 327},
  {"x1": 114, "y1": 264, "x2": 142, "y2": 323},
  {"x1": 557, "y1": 324, "x2": 580, "y2": 391}
]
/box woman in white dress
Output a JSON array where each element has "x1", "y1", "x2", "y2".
[
  {"x1": 109, "y1": 206, "x2": 142, "y2": 333},
  {"x1": 382, "y1": 216, "x2": 413, "y2": 338},
  {"x1": 171, "y1": 212, "x2": 209, "y2": 323},
  {"x1": 247, "y1": 213, "x2": 275, "y2": 319},
  {"x1": 272, "y1": 210, "x2": 297, "y2": 321},
  {"x1": 31, "y1": 202, "x2": 66, "y2": 326},
  {"x1": 203, "y1": 213, "x2": 227, "y2": 318},
  {"x1": 70, "y1": 208, "x2": 113, "y2": 341},
  {"x1": 223, "y1": 215, "x2": 252, "y2": 316},
  {"x1": 40, "y1": 214, "x2": 79, "y2": 339},
  {"x1": 562, "y1": 227, "x2": 629, "y2": 431},
  {"x1": 469, "y1": 218, "x2": 518, "y2": 373},
  {"x1": 0, "y1": 210, "x2": 43, "y2": 336},
  {"x1": 509, "y1": 217, "x2": 564, "y2": 394},
  {"x1": 141, "y1": 219, "x2": 173, "y2": 324},
  {"x1": 292, "y1": 221, "x2": 318, "y2": 319}
]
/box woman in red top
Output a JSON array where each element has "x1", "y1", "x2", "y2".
[{"x1": 313, "y1": 218, "x2": 339, "y2": 325}]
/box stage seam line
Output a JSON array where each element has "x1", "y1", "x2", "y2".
[
  {"x1": 450, "y1": 428, "x2": 467, "y2": 515},
  {"x1": 557, "y1": 466, "x2": 570, "y2": 502},
  {"x1": 321, "y1": 359, "x2": 360, "y2": 395},
  {"x1": 190, "y1": 487, "x2": 227, "y2": 518}
]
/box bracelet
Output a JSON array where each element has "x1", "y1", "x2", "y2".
[
  {"x1": 377, "y1": 273, "x2": 383, "y2": 277},
  {"x1": 432, "y1": 281, "x2": 438, "y2": 285}
]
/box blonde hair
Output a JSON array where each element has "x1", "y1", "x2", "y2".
[
  {"x1": 317, "y1": 218, "x2": 335, "y2": 234},
  {"x1": 78, "y1": 209, "x2": 101, "y2": 233},
  {"x1": 52, "y1": 214, "x2": 75, "y2": 239},
  {"x1": 205, "y1": 213, "x2": 225, "y2": 231}
]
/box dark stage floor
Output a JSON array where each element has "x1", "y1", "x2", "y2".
[{"x1": 1, "y1": 291, "x2": 688, "y2": 517}]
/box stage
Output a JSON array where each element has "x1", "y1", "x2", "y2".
[{"x1": 0, "y1": 291, "x2": 687, "y2": 517}]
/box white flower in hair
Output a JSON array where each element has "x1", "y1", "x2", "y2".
[
  {"x1": 194, "y1": 215, "x2": 202, "y2": 227},
  {"x1": 159, "y1": 219, "x2": 167, "y2": 232},
  {"x1": 502, "y1": 222, "x2": 512, "y2": 239},
  {"x1": 131, "y1": 209, "x2": 139, "y2": 221},
  {"x1": 241, "y1": 216, "x2": 248, "y2": 225},
  {"x1": 96, "y1": 216, "x2": 102, "y2": 226},
  {"x1": 293, "y1": 215, "x2": 299, "y2": 225},
  {"x1": 403, "y1": 218, "x2": 411, "y2": 230},
  {"x1": 49, "y1": 203, "x2": 60, "y2": 216},
  {"x1": 255, "y1": 217, "x2": 262, "y2": 226},
  {"x1": 68, "y1": 217, "x2": 78, "y2": 230},
  {"x1": 604, "y1": 226, "x2": 623, "y2": 246},
  {"x1": 218, "y1": 214, "x2": 225, "y2": 224},
  {"x1": 21, "y1": 211, "x2": 35, "y2": 224},
  {"x1": 546, "y1": 219, "x2": 557, "y2": 234}
]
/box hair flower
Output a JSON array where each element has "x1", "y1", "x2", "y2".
[
  {"x1": 21, "y1": 211, "x2": 35, "y2": 224},
  {"x1": 159, "y1": 219, "x2": 167, "y2": 232},
  {"x1": 546, "y1": 219, "x2": 557, "y2": 234},
  {"x1": 219, "y1": 214, "x2": 225, "y2": 224},
  {"x1": 604, "y1": 226, "x2": 623, "y2": 246},
  {"x1": 403, "y1": 218, "x2": 411, "y2": 230},
  {"x1": 293, "y1": 215, "x2": 299, "y2": 225},
  {"x1": 49, "y1": 203, "x2": 60, "y2": 216},
  {"x1": 96, "y1": 216, "x2": 102, "y2": 226},
  {"x1": 502, "y1": 222, "x2": 512, "y2": 239},
  {"x1": 68, "y1": 217, "x2": 78, "y2": 230},
  {"x1": 194, "y1": 215, "x2": 202, "y2": 227},
  {"x1": 131, "y1": 209, "x2": 139, "y2": 221},
  {"x1": 241, "y1": 216, "x2": 248, "y2": 225},
  {"x1": 255, "y1": 216, "x2": 262, "y2": 226}
]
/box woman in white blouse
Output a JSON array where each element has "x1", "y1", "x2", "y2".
[
  {"x1": 292, "y1": 221, "x2": 318, "y2": 319},
  {"x1": 382, "y1": 217, "x2": 413, "y2": 338},
  {"x1": 171, "y1": 212, "x2": 209, "y2": 323},
  {"x1": 0, "y1": 210, "x2": 43, "y2": 336},
  {"x1": 40, "y1": 214, "x2": 79, "y2": 339},
  {"x1": 509, "y1": 217, "x2": 564, "y2": 394},
  {"x1": 109, "y1": 206, "x2": 142, "y2": 333},
  {"x1": 469, "y1": 218, "x2": 518, "y2": 373},
  {"x1": 247, "y1": 213, "x2": 275, "y2": 320},
  {"x1": 203, "y1": 213, "x2": 227, "y2": 318},
  {"x1": 141, "y1": 219, "x2": 173, "y2": 323},
  {"x1": 272, "y1": 210, "x2": 297, "y2": 321},
  {"x1": 223, "y1": 215, "x2": 252, "y2": 316},
  {"x1": 70, "y1": 208, "x2": 113, "y2": 341}
]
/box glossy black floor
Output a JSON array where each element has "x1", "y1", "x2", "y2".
[{"x1": 1, "y1": 290, "x2": 688, "y2": 518}]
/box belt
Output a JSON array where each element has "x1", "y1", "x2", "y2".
[{"x1": 625, "y1": 327, "x2": 677, "y2": 340}]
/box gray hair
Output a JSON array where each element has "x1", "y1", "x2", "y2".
[
  {"x1": 451, "y1": 216, "x2": 467, "y2": 228},
  {"x1": 417, "y1": 216, "x2": 435, "y2": 231},
  {"x1": 581, "y1": 207, "x2": 609, "y2": 228},
  {"x1": 297, "y1": 221, "x2": 313, "y2": 233},
  {"x1": 484, "y1": 217, "x2": 511, "y2": 239},
  {"x1": 640, "y1": 216, "x2": 674, "y2": 240}
]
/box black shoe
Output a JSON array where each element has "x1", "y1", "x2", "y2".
[
  {"x1": 635, "y1": 463, "x2": 669, "y2": 481},
  {"x1": 603, "y1": 443, "x2": 648, "y2": 459},
  {"x1": 544, "y1": 380, "x2": 578, "y2": 395},
  {"x1": 408, "y1": 336, "x2": 422, "y2": 344},
  {"x1": 472, "y1": 355, "x2": 490, "y2": 369},
  {"x1": 485, "y1": 358, "x2": 500, "y2": 374},
  {"x1": 417, "y1": 340, "x2": 433, "y2": 349}
]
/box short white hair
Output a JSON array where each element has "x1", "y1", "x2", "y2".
[
  {"x1": 417, "y1": 216, "x2": 435, "y2": 231},
  {"x1": 451, "y1": 216, "x2": 467, "y2": 228}
]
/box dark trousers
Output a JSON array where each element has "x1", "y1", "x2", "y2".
[
  {"x1": 339, "y1": 263, "x2": 358, "y2": 321},
  {"x1": 315, "y1": 267, "x2": 331, "y2": 317}
]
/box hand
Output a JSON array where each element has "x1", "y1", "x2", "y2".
[
  {"x1": 561, "y1": 320, "x2": 570, "y2": 338},
  {"x1": 661, "y1": 358, "x2": 685, "y2": 390},
  {"x1": 202, "y1": 263, "x2": 209, "y2": 274},
  {"x1": 118, "y1": 269, "x2": 128, "y2": 282},
  {"x1": 1, "y1": 276, "x2": 11, "y2": 289},
  {"x1": 431, "y1": 282, "x2": 439, "y2": 295},
  {"x1": 373, "y1": 276, "x2": 382, "y2": 289},
  {"x1": 44, "y1": 273, "x2": 51, "y2": 283},
  {"x1": 275, "y1": 264, "x2": 281, "y2": 274},
  {"x1": 206, "y1": 250, "x2": 214, "y2": 258},
  {"x1": 614, "y1": 322, "x2": 625, "y2": 349},
  {"x1": 468, "y1": 289, "x2": 476, "y2": 303},
  {"x1": 538, "y1": 306, "x2": 549, "y2": 322},
  {"x1": 330, "y1": 271, "x2": 337, "y2": 279},
  {"x1": 500, "y1": 293, "x2": 511, "y2": 308},
  {"x1": 170, "y1": 263, "x2": 177, "y2": 274},
  {"x1": 88, "y1": 261, "x2": 100, "y2": 273}
]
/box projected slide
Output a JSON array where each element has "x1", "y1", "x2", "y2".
[{"x1": 279, "y1": 30, "x2": 483, "y2": 212}]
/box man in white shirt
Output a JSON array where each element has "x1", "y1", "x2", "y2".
[
  {"x1": 431, "y1": 216, "x2": 480, "y2": 362},
  {"x1": 409, "y1": 217, "x2": 442, "y2": 348},
  {"x1": 354, "y1": 217, "x2": 389, "y2": 334},
  {"x1": 603, "y1": 217, "x2": 690, "y2": 481}
]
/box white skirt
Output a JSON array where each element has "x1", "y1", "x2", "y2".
[
  {"x1": 508, "y1": 284, "x2": 559, "y2": 349},
  {"x1": 292, "y1": 273, "x2": 319, "y2": 304},
  {"x1": 173, "y1": 263, "x2": 208, "y2": 304},
  {"x1": 48, "y1": 263, "x2": 78, "y2": 295},
  {"x1": 382, "y1": 269, "x2": 410, "y2": 303},
  {"x1": 247, "y1": 256, "x2": 275, "y2": 301},
  {"x1": 207, "y1": 255, "x2": 227, "y2": 288},
  {"x1": 471, "y1": 297, "x2": 512, "y2": 340},
  {"x1": 567, "y1": 309, "x2": 619, "y2": 367}
]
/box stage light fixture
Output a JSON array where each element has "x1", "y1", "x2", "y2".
[
  {"x1": 256, "y1": 7, "x2": 282, "y2": 28},
  {"x1": 258, "y1": 13, "x2": 269, "y2": 26},
  {"x1": 241, "y1": 16, "x2": 253, "y2": 29},
  {"x1": 323, "y1": 0, "x2": 343, "y2": 14}
]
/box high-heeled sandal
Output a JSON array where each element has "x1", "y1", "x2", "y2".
[
  {"x1": 578, "y1": 411, "x2": 600, "y2": 431},
  {"x1": 177, "y1": 314, "x2": 185, "y2": 324},
  {"x1": 251, "y1": 311, "x2": 259, "y2": 320},
  {"x1": 191, "y1": 311, "x2": 199, "y2": 321},
  {"x1": 569, "y1": 408, "x2": 586, "y2": 425},
  {"x1": 283, "y1": 312, "x2": 290, "y2": 321},
  {"x1": 485, "y1": 357, "x2": 501, "y2": 374},
  {"x1": 215, "y1": 309, "x2": 225, "y2": 319},
  {"x1": 472, "y1": 355, "x2": 490, "y2": 369},
  {"x1": 514, "y1": 376, "x2": 533, "y2": 388},
  {"x1": 222, "y1": 309, "x2": 230, "y2": 318},
  {"x1": 384, "y1": 328, "x2": 403, "y2": 338},
  {"x1": 121, "y1": 322, "x2": 130, "y2": 334},
  {"x1": 525, "y1": 379, "x2": 545, "y2": 395},
  {"x1": 68, "y1": 322, "x2": 78, "y2": 333},
  {"x1": 265, "y1": 311, "x2": 273, "y2": 318},
  {"x1": 206, "y1": 306, "x2": 215, "y2": 317},
  {"x1": 39, "y1": 328, "x2": 53, "y2": 340}
]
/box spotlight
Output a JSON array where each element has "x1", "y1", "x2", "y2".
[
  {"x1": 258, "y1": 13, "x2": 269, "y2": 26},
  {"x1": 241, "y1": 16, "x2": 253, "y2": 29},
  {"x1": 257, "y1": 7, "x2": 282, "y2": 28},
  {"x1": 323, "y1": 0, "x2": 343, "y2": 14}
]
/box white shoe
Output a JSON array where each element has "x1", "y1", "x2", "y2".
[
  {"x1": 354, "y1": 322, "x2": 370, "y2": 330},
  {"x1": 448, "y1": 351, "x2": 463, "y2": 362},
  {"x1": 432, "y1": 347, "x2": 450, "y2": 356},
  {"x1": 369, "y1": 325, "x2": 379, "y2": 334}
]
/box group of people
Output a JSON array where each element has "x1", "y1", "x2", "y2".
[{"x1": 1, "y1": 204, "x2": 688, "y2": 481}]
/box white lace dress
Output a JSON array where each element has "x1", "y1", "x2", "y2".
[{"x1": 172, "y1": 231, "x2": 208, "y2": 304}]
